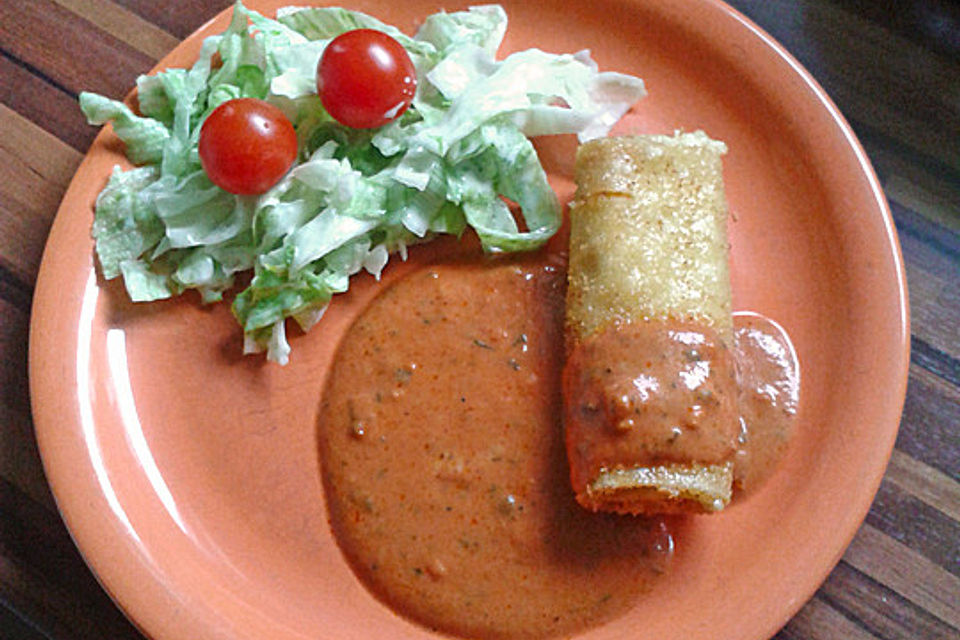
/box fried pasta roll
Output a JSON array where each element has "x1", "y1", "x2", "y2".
[{"x1": 564, "y1": 132, "x2": 738, "y2": 515}]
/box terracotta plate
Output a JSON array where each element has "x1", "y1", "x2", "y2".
[{"x1": 30, "y1": 1, "x2": 909, "y2": 639}]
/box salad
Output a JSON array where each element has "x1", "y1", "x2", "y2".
[{"x1": 81, "y1": 1, "x2": 645, "y2": 363}]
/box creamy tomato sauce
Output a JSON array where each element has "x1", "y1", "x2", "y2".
[
  {"x1": 562, "y1": 314, "x2": 798, "y2": 502},
  {"x1": 319, "y1": 253, "x2": 674, "y2": 639},
  {"x1": 563, "y1": 320, "x2": 741, "y2": 498},
  {"x1": 732, "y1": 312, "x2": 800, "y2": 493}
]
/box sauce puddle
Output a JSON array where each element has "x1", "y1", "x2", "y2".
[
  {"x1": 318, "y1": 252, "x2": 798, "y2": 638},
  {"x1": 732, "y1": 312, "x2": 800, "y2": 494}
]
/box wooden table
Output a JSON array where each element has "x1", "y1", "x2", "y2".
[{"x1": 1, "y1": 1, "x2": 957, "y2": 638}]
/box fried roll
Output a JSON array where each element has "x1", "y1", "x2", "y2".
[{"x1": 563, "y1": 132, "x2": 738, "y2": 515}]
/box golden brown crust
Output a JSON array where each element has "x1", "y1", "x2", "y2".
[{"x1": 566, "y1": 131, "x2": 732, "y2": 343}]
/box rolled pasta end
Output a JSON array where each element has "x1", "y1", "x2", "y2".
[{"x1": 582, "y1": 462, "x2": 734, "y2": 515}]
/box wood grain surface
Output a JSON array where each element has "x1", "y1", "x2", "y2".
[{"x1": 1, "y1": 1, "x2": 957, "y2": 639}]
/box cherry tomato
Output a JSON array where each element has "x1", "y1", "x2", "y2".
[
  {"x1": 198, "y1": 98, "x2": 298, "y2": 195},
  {"x1": 317, "y1": 29, "x2": 417, "y2": 129}
]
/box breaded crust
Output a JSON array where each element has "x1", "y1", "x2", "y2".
[{"x1": 567, "y1": 131, "x2": 731, "y2": 343}]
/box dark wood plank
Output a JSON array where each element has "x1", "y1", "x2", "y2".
[
  {"x1": 898, "y1": 228, "x2": 960, "y2": 363},
  {"x1": 775, "y1": 596, "x2": 880, "y2": 640},
  {"x1": 112, "y1": 0, "x2": 232, "y2": 40},
  {"x1": 0, "y1": 52, "x2": 101, "y2": 153},
  {"x1": 843, "y1": 525, "x2": 960, "y2": 630},
  {"x1": 866, "y1": 481, "x2": 960, "y2": 578},
  {"x1": 0, "y1": 600, "x2": 52, "y2": 640},
  {"x1": 828, "y1": 0, "x2": 960, "y2": 62},
  {"x1": 897, "y1": 365, "x2": 960, "y2": 480},
  {"x1": 0, "y1": 299, "x2": 48, "y2": 504},
  {"x1": 859, "y1": 130, "x2": 960, "y2": 236},
  {"x1": 885, "y1": 449, "x2": 960, "y2": 523},
  {"x1": 50, "y1": 0, "x2": 179, "y2": 61},
  {"x1": 820, "y1": 560, "x2": 960, "y2": 640},
  {"x1": 0, "y1": 262, "x2": 32, "y2": 313},
  {"x1": 0, "y1": 0, "x2": 155, "y2": 100},
  {"x1": 0, "y1": 106, "x2": 82, "y2": 289},
  {"x1": 730, "y1": 0, "x2": 960, "y2": 175}
]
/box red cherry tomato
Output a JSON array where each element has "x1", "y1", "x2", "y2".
[
  {"x1": 198, "y1": 98, "x2": 298, "y2": 195},
  {"x1": 317, "y1": 29, "x2": 417, "y2": 129}
]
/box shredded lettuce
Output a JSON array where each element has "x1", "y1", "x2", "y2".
[{"x1": 81, "y1": 1, "x2": 644, "y2": 363}]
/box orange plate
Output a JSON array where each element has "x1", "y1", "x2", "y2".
[{"x1": 29, "y1": 1, "x2": 909, "y2": 639}]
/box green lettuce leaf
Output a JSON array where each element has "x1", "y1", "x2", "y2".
[{"x1": 81, "y1": 1, "x2": 645, "y2": 363}]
